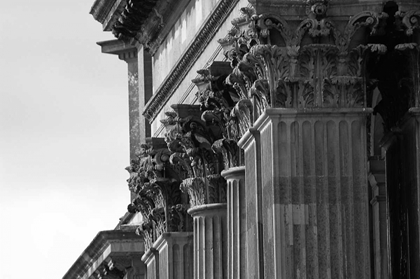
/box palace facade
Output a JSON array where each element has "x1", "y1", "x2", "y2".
[{"x1": 64, "y1": 0, "x2": 420, "y2": 278}]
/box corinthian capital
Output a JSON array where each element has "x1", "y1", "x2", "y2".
[
  {"x1": 126, "y1": 137, "x2": 191, "y2": 251},
  {"x1": 161, "y1": 104, "x2": 228, "y2": 207}
]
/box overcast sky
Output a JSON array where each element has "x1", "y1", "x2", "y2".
[{"x1": 0, "y1": 1, "x2": 132, "y2": 278}]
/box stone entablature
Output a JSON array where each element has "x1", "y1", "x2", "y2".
[
  {"x1": 143, "y1": 0, "x2": 242, "y2": 125},
  {"x1": 63, "y1": 230, "x2": 145, "y2": 279},
  {"x1": 151, "y1": 0, "x2": 222, "y2": 91}
]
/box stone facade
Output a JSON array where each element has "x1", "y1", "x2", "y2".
[{"x1": 65, "y1": 0, "x2": 420, "y2": 278}]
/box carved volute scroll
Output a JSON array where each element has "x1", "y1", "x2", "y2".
[
  {"x1": 217, "y1": 1, "x2": 393, "y2": 122},
  {"x1": 161, "y1": 104, "x2": 227, "y2": 208},
  {"x1": 126, "y1": 137, "x2": 191, "y2": 251}
]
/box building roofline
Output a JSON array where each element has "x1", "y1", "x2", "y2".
[{"x1": 63, "y1": 230, "x2": 143, "y2": 279}]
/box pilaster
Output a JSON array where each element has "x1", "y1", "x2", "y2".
[{"x1": 252, "y1": 108, "x2": 372, "y2": 279}]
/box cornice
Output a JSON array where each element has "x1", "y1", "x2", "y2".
[
  {"x1": 139, "y1": 0, "x2": 191, "y2": 55},
  {"x1": 112, "y1": 0, "x2": 160, "y2": 41},
  {"x1": 90, "y1": 0, "x2": 126, "y2": 31},
  {"x1": 142, "y1": 0, "x2": 240, "y2": 123},
  {"x1": 63, "y1": 230, "x2": 143, "y2": 279},
  {"x1": 97, "y1": 39, "x2": 137, "y2": 61}
]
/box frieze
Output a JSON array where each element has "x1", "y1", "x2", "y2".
[{"x1": 143, "y1": 0, "x2": 240, "y2": 122}]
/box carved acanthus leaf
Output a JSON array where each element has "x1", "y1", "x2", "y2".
[
  {"x1": 217, "y1": 4, "x2": 390, "y2": 112},
  {"x1": 162, "y1": 105, "x2": 228, "y2": 206},
  {"x1": 126, "y1": 138, "x2": 192, "y2": 251}
]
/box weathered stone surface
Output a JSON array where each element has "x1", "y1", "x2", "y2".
[{"x1": 240, "y1": 108, "x2": 372, "y2": 279}]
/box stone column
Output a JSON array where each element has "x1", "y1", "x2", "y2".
[
  {"x1": 162, "y1": 104, "x2": 228, "y2": 279},
  {"x1": 188, "y1": 204, "x2": 227, "y2": 279},
  {"x1": 221, "y1": 167, "x2": 246, "y2": 279},
  {"x1": 241, "y1": 108, "x2": 372, "y2": 279}
]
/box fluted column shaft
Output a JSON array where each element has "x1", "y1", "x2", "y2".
[
  {"x1": 240, "y1": 108, "x2": 371, "y2": 279},
  {"x1": 188, "y1": 204, "x2": 227, "y2": 279},
  {"x1": 222, "y1": 167, "x2": 246, "y2": 279}
]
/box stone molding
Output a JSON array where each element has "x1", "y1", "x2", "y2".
[
  {"x1": 143, "y1": 0, "x2": 240, "y2": 122},
  {"x1": 90, "y1": 0, "x2": 126, "y2": 31},
  {"x1": 96, "y1": 39, "x2": 138, "y2": 61},
  {"x1": 220, "y1": 166, "x2": 245, "y2": 180},
  {"x1": 187, "y1": 203, "x2": 227, "y2": 217}
]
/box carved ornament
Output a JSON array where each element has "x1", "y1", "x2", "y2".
[
  {"x1": 126, "y1": 138, "x2": 191, "y2": 251},
  {"x1": 193, "y1": 63, "x2": 245, "y2": 169},
  {"x1": 217, "y1": 3, "x2": 389, "y2": 129},
  {"x1": 161, "y1": 105, "x2": 227, "y2": 207}
]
